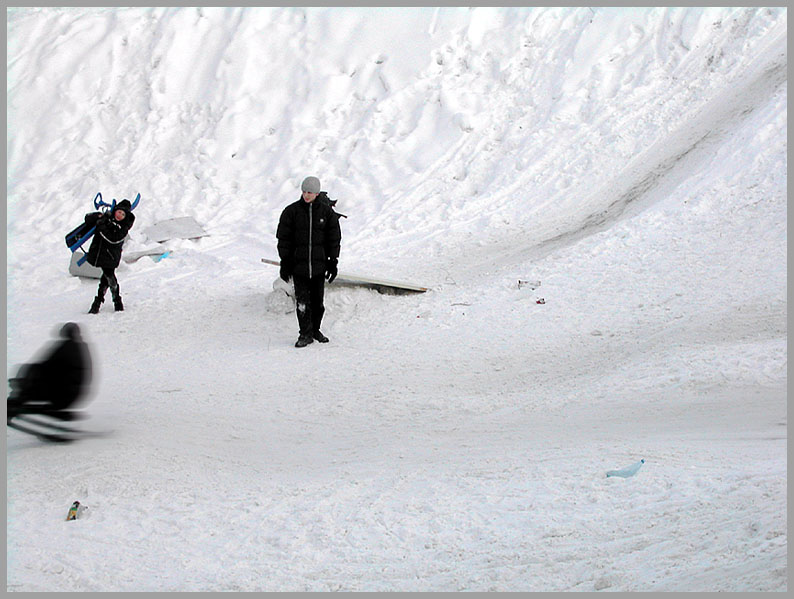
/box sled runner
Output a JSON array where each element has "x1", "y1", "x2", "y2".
[{"x1": 7, "y1": 413, "x2": 110, "y2": 444}]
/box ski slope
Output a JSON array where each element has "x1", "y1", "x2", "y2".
[{"x1": 6, "y1": 7, "x2": 787, "y2": 591}]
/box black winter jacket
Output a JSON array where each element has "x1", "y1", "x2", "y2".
[
  {"x1": 41, "y1": 323, "x2": 92, "y2": 410},
  {"x1": 277, "y1": 197, "x2": 341, "y2": 279},
  {"x1": 10, "y1": 323, "x2": 92, "y2": 411},
  {"x1": 85, "y1": 203, "x2": 135, "y2": 269}
]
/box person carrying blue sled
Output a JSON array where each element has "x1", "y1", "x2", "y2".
[{"x1": 84, "y1": 199, "x2": 136, "y2": 313}]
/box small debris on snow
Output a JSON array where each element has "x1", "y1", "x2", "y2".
[{"x1": 518, "y1": 279, "x2": 541, "y2": 290}]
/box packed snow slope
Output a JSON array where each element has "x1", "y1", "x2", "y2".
[{"x1": 6, "y1": 7, "x2": 787, "y2": 592}]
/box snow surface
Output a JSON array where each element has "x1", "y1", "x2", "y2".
[{"x1": 6, "y1": 6, "x2": 787, "y2": 592}]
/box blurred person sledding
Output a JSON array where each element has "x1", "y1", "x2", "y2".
[{"x1": 7, "y1": 322, "x2": 99, "y2": 443}]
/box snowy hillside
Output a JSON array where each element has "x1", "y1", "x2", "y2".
[{"x1": 6, "y1": 7, "x2": 787, "y2": 592}]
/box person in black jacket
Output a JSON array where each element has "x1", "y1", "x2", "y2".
[
  {"x1": 277, "y1": 176, "x2": 342, "y2": 348},
  {"x1": 7, "y1": 322, "x2": 93, "y2": 419},
  {"x1": 85, "y1": 199, "x2": 135, "y2": 313}
]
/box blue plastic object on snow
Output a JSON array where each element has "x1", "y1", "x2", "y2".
[{"x1": 606, "y1": 459, "x2": 645, "y2": 478}]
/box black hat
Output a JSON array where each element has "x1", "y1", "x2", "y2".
[{"x1": 59, "y1": 322, "x2": 81, "y2": 340}]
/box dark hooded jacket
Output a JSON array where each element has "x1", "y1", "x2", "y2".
[
  {"x1": 276, "y1": 196, "x2": 341, "y2": 279},
  {"x1": 9, "y1": 322, "x2": 92, "y2": 411},
  {"x1": 85, "y1": 199, "x2": 135, "y2": 269},
  {"x1": 43, "y1": 323, "x2": 93, "y2": 409}
]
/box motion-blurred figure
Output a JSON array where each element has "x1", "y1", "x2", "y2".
[{"x1": 7, "y1": 322, "x2": 93, "y2": 421}]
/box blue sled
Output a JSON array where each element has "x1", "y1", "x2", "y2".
[{"x1": 65, "y1": 192, "x2": 140, "y2": 266}]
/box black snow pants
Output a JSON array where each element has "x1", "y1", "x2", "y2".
[
  {"x1": 292, "y1": 274, "x2": 326, "y2": 336},
  {"x1": 97, "y1": 267, "x2": 121, "y2": 302}
]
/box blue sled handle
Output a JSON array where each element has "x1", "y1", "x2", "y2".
[{"x1": 94, "y1": 192, "x2": 140, "y2": 213}]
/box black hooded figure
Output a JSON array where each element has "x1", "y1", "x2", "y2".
[
  {"x1": 7, "y1": 322, "x2": 93, "y2": 419},
  {"x1": 85, "y1": 199, "x2": 135, "y2": 313}
]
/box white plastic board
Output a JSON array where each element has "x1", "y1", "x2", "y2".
[
  {"x1": 68, "y1": 251, "x2": 102, "y2": 278},
  {"x1": 261, "y1": 258, "x2": 428, "y2": 294},
  {"x1": 123, "y1": 244, "x2": 169, "y2": 263},
  {"x1": 143, "y1": 217, "x2": 208, "y2": 243}
]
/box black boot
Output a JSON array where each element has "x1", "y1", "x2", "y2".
[
  {"x1": 90, "y1": 278, "x2": 109, "y2": 314},
  {"x1": 295, "y1": 335, "x2": 314, "y2": 348},
  {"x1": 110, "y1": 278, "x2": 123, "y2": 312},
  {"x1": 88, "y1": 296, "x2": 103, "y2": 314},
  {"x1": 313, "y1": 330, "x2": 329, "y2": 343}
]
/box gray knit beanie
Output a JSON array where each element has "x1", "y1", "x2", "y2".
[{"x1": 301, "y1": 176, "x2": 321, "y2": 193}]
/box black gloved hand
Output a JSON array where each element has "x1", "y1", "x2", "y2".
[
  {"x1": 325, "y1": 259, "x2": 338, "y2": 283},
  {"x1": 279, "y1": 261, "x2": 292, "y2": 282}
]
